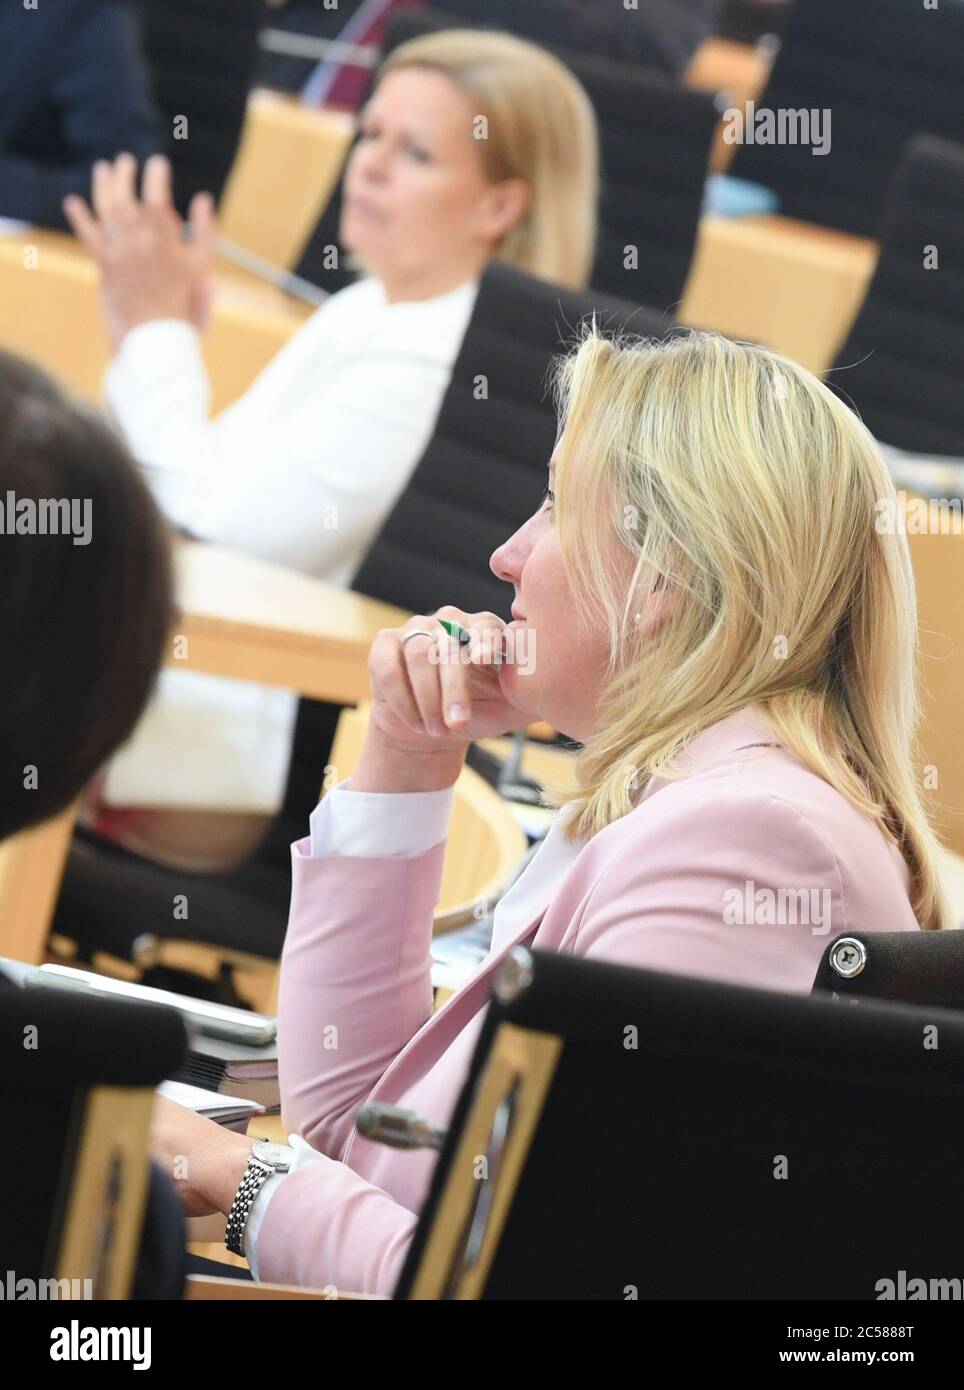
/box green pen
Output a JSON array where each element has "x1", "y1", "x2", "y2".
[
  {"x1": 437, "y1": 617, "x2": 503, "y2": 667},
  {"x1": 436, "y1": 617, "x2": 469, "y2": 645}
]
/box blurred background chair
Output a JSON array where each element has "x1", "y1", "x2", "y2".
[
  {"x1": 0, "y1": 978, "x2": 186, "y2": 1298},
  {"x1": 394, "y1": 946, "x2": 964, "y2": 1298},
  {"x1": 716, "y1": 0, "x2": 793, "y2": 46},
  {"x1": 137, "y1": 0, "x2": 268, "y2": 213},
  {"x1": 295, "y1": 5, "x2": 719, "y2": 312},
  {"x1": 827, "y1": 135, "x2": 964, "y2": 457},
  {"x1": 436, "y1": 0, "x2": 722, "y2": 79},
  {"x1": 729, "y1": 0, "x2": 964, "y2": 238},
  {"x1": 258, "y1": 0, "x2": 722, "y2": 98}
]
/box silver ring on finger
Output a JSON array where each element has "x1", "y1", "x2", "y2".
[{"x1": 400, "y1": 627, "x2": 437, "y2": 649}]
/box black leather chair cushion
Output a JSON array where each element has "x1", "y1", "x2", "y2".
[
  {"x1": 729, "y1": 0, "x2": 964, "y2": 238},
  {"x1": 137, "y1": 0, "x2": 265, "y2": 212},
  {"x1": 397, "y1": 948, "x2": 964, "y2": 1298},
  {"x1": 0, "y1": 978, "x2": 186, "y2": 1289},
  {"x1": 351, "y1": 261, "x2": 665, "y2": 619},
  {"x1": 828, "y1": 135, "x2": 964, "y2": 456},
  {"x1": 813, "y1": 927, "x2": 964, "y2": 1011}
]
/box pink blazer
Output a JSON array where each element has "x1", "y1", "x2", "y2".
[{"x1": 256, "y1": 707, "x2": 919, "y2": 1294}]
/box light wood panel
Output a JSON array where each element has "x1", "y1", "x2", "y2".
[
  {"x1": 0, "y1": 228, "x2": 311, "y2": 410},
  {"x1": 904, "y1": 501, "x2": 964, "y2": 860},
  {"x1": 219, "y1": 90, "x2": 353, "y2": 270},
  {"x1": 57, "y1": 1085, "x2": 155, "y2": 1298},
  {"x1": 173, "y1": 542, "x2": 405, "y2": 703},
  {"x1": 680, "y1": 214, "x2": 878, "y2": 372},
  {"x1": 685, "y1": 36, "x2": 772, "y2": 174},
  {"x1": 0, "y1": 803, "x2": 79, "y2": 965}
]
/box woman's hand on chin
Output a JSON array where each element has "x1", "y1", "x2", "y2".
[
  {"x1": 63, "y1": 152, "x2": 218, "y2": 351},
  {"x1": 350, "y1": 608, "x2": 533, "y2": 794}
]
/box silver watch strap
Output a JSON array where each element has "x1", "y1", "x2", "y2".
[{"x1": 225, "y1": 1153, "x2": 276, "y2": 1258}]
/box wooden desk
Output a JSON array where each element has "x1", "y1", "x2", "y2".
[
  {"x1": 0, "y1": 543, "x2": 406, "y2": 967},
  {"x1": 0, "y1": 227, "x2": 311, "y2": 410},
  {"x1": 680, "y1": 214, "x2": 878, "y2": 373},
  {"x1": 173, "y1": 542, "x2": 404, "y2": 703}
]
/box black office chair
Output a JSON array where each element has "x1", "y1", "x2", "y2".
[
  {"x1": 717, "y1": 0, "x2": 793, "y2": 46},
  {"x1": 393, "y1": 946, "x2": 964, "y2": 1298},
  {"x1": 137, "y1": 0, "x2": 266, "y2": 213},
  {"x1": 0, "y1": 976, "x2": 187, "y2": 1298},
  {"x1": 436, "y1": 0, "x2": 720, "y2": 79},
  {"x1": 53, "y1": 262, "x2": 660, "y2": 994},
  {"x1": 729, "y1": 0, "x2": 964, "y2": 238},
  {"x1": 813, "y1": 928, "x2": 964, "y2": 1011},
  {"x1": 827, "y1": 135, "x2": 964, "y2": 457},
  {"x1": 295, "y1": 6, "x2": 719, "y2": 312}
]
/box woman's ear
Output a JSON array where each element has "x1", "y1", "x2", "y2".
[
  {"x1": 633, "y1": 579, "x2": 675, "y2": 638},
  {"x1": 477, "y1": 177, "x2": 532, "y2": 242}
]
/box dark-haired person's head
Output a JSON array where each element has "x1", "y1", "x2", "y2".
[{"x1": 0, "y1": 350, "x2": 173, "y2": 841}]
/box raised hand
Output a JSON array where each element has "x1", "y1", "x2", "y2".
[{"x1": 63, "y1": 152, "x2": 217, "y2": 350}]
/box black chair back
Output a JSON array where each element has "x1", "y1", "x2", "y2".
[
  {"x1": 0, "y1": 976, "x2": 186, "y2": 1296},
  {"x1": 828, "y1": 135, "x2": 964, "y2": 456},
  {"x1": 137, "y1": 0, "x2": 266, "y2": 212},
  {"x1": 718, "y1": 0, "x2": 793, "y2": 46},
  {"x1": 397, "y1": 947, "x2": 964, "y2": 1298},
  {"x1": 351, "y1": 261, "x2": 662, "y2": 619},
  {"x1": 729, "y1": 0, "x2": 964, "y2": 237},
  {"x1": 813, "y1": 927, "x2": 964, "y2": 1011},
  {"x1": 438, "y1": 0, "x2": 719, "y2": 77}
]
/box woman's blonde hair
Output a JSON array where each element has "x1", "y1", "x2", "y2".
[
  {"x1": 378, "y1": 29, "x2": 598, "y2": 290},
  {"x1": 547, "y1": 327, "x2": 950, "y2": 932}
]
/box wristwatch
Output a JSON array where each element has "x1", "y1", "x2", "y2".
[{"x1": 225, "y1": 1139, "x2": 292, "y2": 1258}]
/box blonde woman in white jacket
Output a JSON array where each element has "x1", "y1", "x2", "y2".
[{"x1": 62, "y1": 29, "x2": 599, "y2": 870}]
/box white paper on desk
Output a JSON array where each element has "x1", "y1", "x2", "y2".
[
  {"x1": 102, "y1": 667, "x2": 298, "y2": 812},
  {"x1": 158, "y1": 1078, "x2": 262, "y2": 1121},
  {"x1": 0, "y1": 217, "x2": 32, "y2": 236}
]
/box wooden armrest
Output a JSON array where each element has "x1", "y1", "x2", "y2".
[{"x1": 185, "y1": 1274, "x2": 385, "y2": 1300}]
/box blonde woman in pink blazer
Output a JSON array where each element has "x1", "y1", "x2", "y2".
[{"x1": 153, "y1": 329, "x2": 950, "y2": 1294}]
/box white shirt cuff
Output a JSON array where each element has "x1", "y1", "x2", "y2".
[
  {"x1": 244, "y1": 1135, "x2": 327, "y2": 1281},
  {"x1": 110, "y1": 316, "x2": 203, "y2": 369},
  {"x1": 104, "y1": 319, "x2": 207, "y2": 415},
  {"x1": 308, "y1": 779, "x2": 455, "y2": 858}
]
